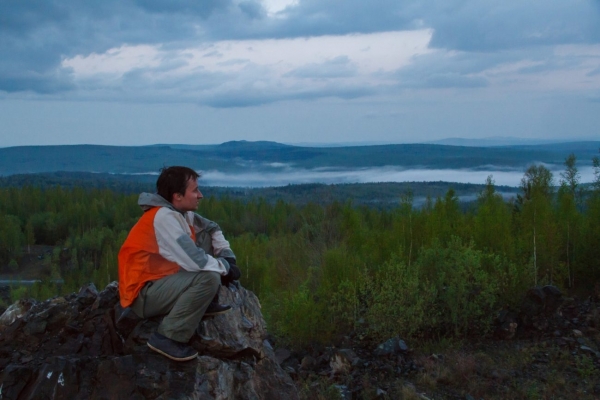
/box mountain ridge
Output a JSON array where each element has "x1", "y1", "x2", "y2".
[{"x1": 0, "y1": 140, "x2": 597, "y2": 176}]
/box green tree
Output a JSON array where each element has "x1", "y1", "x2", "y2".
[
  {"x1": 474, "y1": 175, "x2": 513, "y2": 256},
  {"x1": 517, "y1": 165, "x2": 557, "y2": 286},
  {"x1": 560, "y1": 153, "x2": 580, "y2": 201},
  {"x1": 0, "y1": 215, "x2": 23, "y2": 264},
  {"x1": 557, "y1": 154, "x2": 581, "y2": 288}
]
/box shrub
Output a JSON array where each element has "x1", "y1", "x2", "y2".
[
  {"x1": 7, "y1": 259, "x2": 19, "y2": 273},
  {"x1": 10, "y1": 285, "x2": 28, "y2": 302},
  {"x1": 362, "y1": 256, "x2": 435, "y2": 340},
  {"x1": 413, "y1": 237, "x2": 500, "y2": 337},
  {"x1": 361, "y1": 238, "x2": 501, "y2": 341}
]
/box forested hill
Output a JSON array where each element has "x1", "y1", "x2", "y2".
[
  {"x1": 0, "y1": 171, "x2": 520, "y2": 208},
  {"x1": 0, "y1": 141, "x2": 597, "y2": 175}
]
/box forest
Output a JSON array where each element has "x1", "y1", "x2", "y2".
[{"x1": 0, "y1": 154, "x2": 599, "y2": 348}]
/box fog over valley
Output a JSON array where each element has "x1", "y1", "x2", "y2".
[{"x1": 197, "y1": 165, "x2": 597, "y2": 188}]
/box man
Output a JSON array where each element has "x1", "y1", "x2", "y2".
[{"x1": 118, "y1": 166, "x2": 240, "y2": 361}]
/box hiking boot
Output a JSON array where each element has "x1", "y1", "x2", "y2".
[
  {"x1": 147, "y1": 332, "x2": 198, "y2": 362},
  {"x1": 204, "y1": 301, "x2": 232, "y2": 316}
]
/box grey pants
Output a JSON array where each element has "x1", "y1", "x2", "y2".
[{"x1": 130, "y1": 271, "x2": 220, "y2": 343}]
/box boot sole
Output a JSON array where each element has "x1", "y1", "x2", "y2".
[{"x1": 147, "y1": 342, "x2": 198, "y2": 362}]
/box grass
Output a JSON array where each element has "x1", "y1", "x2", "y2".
[{"x1": 302, "y1": 339, "x2": 600, "y2": 400}]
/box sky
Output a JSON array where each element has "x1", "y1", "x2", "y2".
[{"x1": 1, "y1": 0, "x2": 600, "y2": 147}]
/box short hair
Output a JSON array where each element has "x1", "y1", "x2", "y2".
[{"x1": 156, "y1": 166, "x2": 200, "y2": 203}]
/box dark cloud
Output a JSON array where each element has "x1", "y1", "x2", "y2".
[
  {"x1": 394, "y1": 51, "x2": 504, "y2": 89},
  {"x1": 132, "y1": 0, "x2": 231, "y2": 17},
  {"x1": 425, "y1": 0, "x2": 600, "y2": 51},
  {"x1": 257, "y1": 0, "x2": 419, "y2": 38},
  {"x1": 205, "y1": 83, "x2": 373, "y2": 108},
  {"x1": 0, "y1": 0, "x2": 233, "y2": 94},
  {"x1": 238, "y1": 1, "x2": 266, "y2": 20},
  {"x1": 1, "y1": 0, "x2": 599, "y2": 96}
]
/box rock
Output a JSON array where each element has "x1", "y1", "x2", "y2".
[
  {"x1": 521, "y1": 285, "x2": 562, "y2": 317},
  {"x1": 333, "y1": 384, "x2": 351, "y2": 399},
  {"x1": 580, "y1": 346, "x2": 600, "y2": 358},
  {"x1": 0, "y1": 299, "x2": 36, "y2": 327},
  {"x1": 300, "y1": 355, "x2": 317, "y2": 370},
  {"x1": 522, "y1": 287, "x2": 546, "y2": 317},
  {"x1": 274, "y1": 348, "x2": 292, "y2": 365},
  {"x1": 76, "y1": 283, "x2": 99, "y2": 307},
  {"x1": 330, "y1": 349, "x2": 357, "y2": 375},
  {"x1": 0, "y1": 282, "x2": 298, "y2": 399},
  {"x1": 572, "y1": 329, "x2": 583, "y2": 337},
  {"x1": 542, "y1": 285, "x2": 562, "y2": 313},
  {"x1": 192, "y1": 284, "x2": 269, "y2": 358},
  {"x1": 374, "y1": 337, "x2": 409, "y2": 357}
]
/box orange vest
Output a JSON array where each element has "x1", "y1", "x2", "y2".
[{"x1": 118, "y1": 207, "x2": 196, "y2": 307}]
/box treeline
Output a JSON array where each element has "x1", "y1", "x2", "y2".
[
  {"x1": 0, "y1": 155, "x2": 598, "y2": 347},
  {"x1": 0, "y1": 171, "x2": 519, "y2": 209}
]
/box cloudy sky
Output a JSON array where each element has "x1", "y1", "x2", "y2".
[{"x1": 1, "y1": 0, "x2": 600, "y2": 147}]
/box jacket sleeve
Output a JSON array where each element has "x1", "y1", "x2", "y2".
[
  {"x1": 154, "y1": 208, "x2": 229, "y2": 275},
  {"x1": 191, "y1": 213, "x2": 236, "y2": 259}
]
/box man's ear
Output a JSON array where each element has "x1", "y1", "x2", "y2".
[{"x1": 172, "y1": 192, "x2": 183, "y2": 203}]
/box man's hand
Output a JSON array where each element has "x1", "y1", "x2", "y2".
[{"x1": 221, "y1": 257, "x2": 241, "y2": 286}]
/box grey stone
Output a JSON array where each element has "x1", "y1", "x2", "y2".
[
  {"x1": 330, "y1": 349, "x2": 357, "y2": 375},
  {"x1": 0, "y1": 282, "x2": 299, "y2": 400},
  {"x1": 0, "y1": 299, "x2": 36, "y2": 327},
  {"x1": 580, "y1": 346, "x2": 600, "y2": 358},
  {"x1": 274, "y1": 348, "x2": 292, "y2": 365},
  {"x1": 76, "y1": 283, "x2": 99, "y2": 306},
  {"x1": 374, "y1": 337, "x2": 409, "y2": 356},
  {"x1": 300, "y1": 355, "x2": 317, "y2": 370},
  {"x1": 191, "y1": 285, "x2": 268, "y2": 358}
]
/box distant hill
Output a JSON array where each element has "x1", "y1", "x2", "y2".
[
  {"x1": 0, "y1": 140, "x2": 597, "y2": 176},
  {"x1": 428, "y1": 136, "x2": 600, "y2": 147},
  {"x1": 0, "y1": 171, "x2": 520, "y2": 208}
]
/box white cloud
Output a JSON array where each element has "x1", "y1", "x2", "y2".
[
  {"x1": 261, "y1": 0, "x2": 298, "y2": 16},
  {"x1": 63, "y1": 45, "x2": 162, "y2": 78},
  {"x1": 60, "y1": 30, "x2": 433, "y2": 103}
]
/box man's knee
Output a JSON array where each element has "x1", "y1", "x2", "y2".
[
  {"x1": 205, "y1": 271, "x2": 220, "y2": 292},
  {"x1": 190, "y1": 271, "x2": 220, "y2": 293}
]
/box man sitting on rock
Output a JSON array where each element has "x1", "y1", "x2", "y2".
[{"x1": 118, "y1": 166, "x2": 240, "y2": 361}]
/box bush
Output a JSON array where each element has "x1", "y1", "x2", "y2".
[
  {"x1": 7, "y1": 259, "x2": 19, "y2": 273},
  {"x1": 10, "y1": 286, "x2": 28, "y2": 303},
  {"x1": 413, "y1": 237, "x2": 500, "y2": 337},
  {"x1": 264, "y1": 281, "x2": 326, "y2": 347},
  {"x1": 360, "y1": 238, "x2": 501, "y2": 341},
  {"x1": 361, "y1": 256, "x2": 436, "y2": 341}
]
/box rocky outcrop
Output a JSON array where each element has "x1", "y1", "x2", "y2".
[
  {"x1": 0, "y1": 282, "x2": 298, "y2": 399},
  {"x1": 495, "y1": 285, "x2": 565, "y2": 339}
]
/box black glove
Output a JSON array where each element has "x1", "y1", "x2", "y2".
[{"x1": 221, "y1": 257, "x2": 241, "y2": 286}]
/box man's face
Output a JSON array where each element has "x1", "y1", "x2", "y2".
[{"x1": 172, "y1": 177, "x2": 203, "y2": 212}]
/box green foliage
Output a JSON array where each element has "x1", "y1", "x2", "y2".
[
  {"x1": 264, "y1": 279, "x2": 325, "y2": 346},
  {"x1": 1, "y1": 162, "x2": 600, "y2": 346},
  {"x1": 10, "y1": 286, "x2": 27, "y2": 303},
  {"x1": 0, "y1": 214, "x2": 23, "y2": 264},
  {"x1": 473, "y1": 176, "x2": 513, "y2": 256},
  {"x1": 7, "y1": 259, "x2": 19, "y2": 273},
  {"x1": 361, "y1": 256, "x2": 433, "y2": 340},
  {"x1": 574, "y1": 354, "x2": 595, "y2": 379}
]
